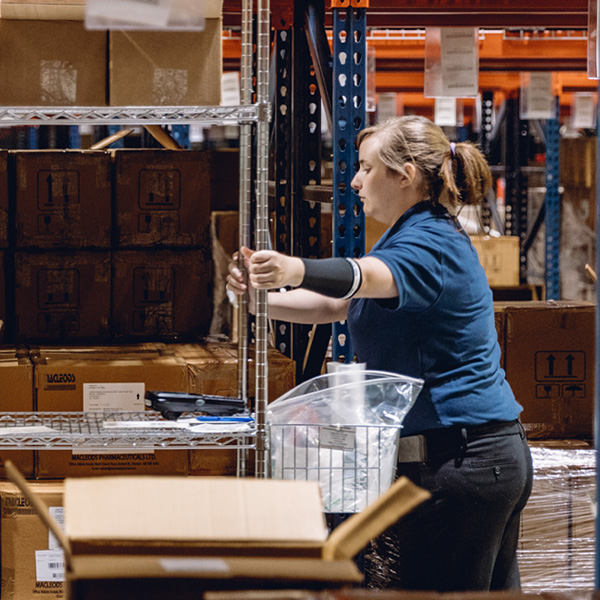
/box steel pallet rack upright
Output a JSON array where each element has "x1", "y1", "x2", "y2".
[
  {"x1": 0, "y1": 0, "x2": 273, "y2": 478},
  {"x1": 331, "y1": 0, "x2": 367, "y2": 363}
]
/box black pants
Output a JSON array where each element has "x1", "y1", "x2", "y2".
[{"x1": 364, "y1": 420, "x2": 533, "y2": 592}]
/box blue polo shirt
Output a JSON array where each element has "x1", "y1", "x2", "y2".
[{"x1": 347, "y1": 201, "x2": 522, "y2": 436}]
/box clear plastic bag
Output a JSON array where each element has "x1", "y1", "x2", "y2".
[{"x1": 267, "y1": 369, "x2": 423, "y2": 512}]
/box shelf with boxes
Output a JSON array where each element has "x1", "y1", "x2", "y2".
[
  {"x1": 0, "y1": 0, "x2": 274, "y2": 475},
  {"x1": 0, "y1": 342, "x2": 295, "y2": 476}
]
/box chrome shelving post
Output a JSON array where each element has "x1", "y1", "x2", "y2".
[{"x1": 253, "y1": 0, "x2": 271, "y2": 478}]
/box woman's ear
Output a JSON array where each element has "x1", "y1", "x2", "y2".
[{"x1": 398, "y1": 162, "x2": 418, "y2": 188}]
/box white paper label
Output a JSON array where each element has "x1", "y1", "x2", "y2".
[
  {"x1": 434, "y1": 97, "x2": 457, "y2": 127},
  {"x1": 48, "y1": 507, "x2": 64, "y2": 550},
  {"x1": 221, "y1": 72, "x2": 241, "y2": 106},
  {"x1": 320, "y1": 426, "x2": 355, "y2": 451},
  {"x1": 572, "y1": 93, "x2": 597, "y2": 129},
  {"x1": 160, "y1": 558, "x2": 229, "y2": 573},
  {"x1": 86, "y1": 0, "x2": 171, "y2": 28},
  {"x1": 83, "y1": 382, "x2": 145, "y2": 412},
  {"x1": 378, "y1": 92, "x2": 398, "y2": 121},
  {"x1": 520, "y1": 72, "x2": 553, "y2": 120},
  {"x1": 35, "y1": 550, "x2": 65, "y2": 582},
  {"x1": 440, "y1": 28, "x2": 478, "y2": 97}
]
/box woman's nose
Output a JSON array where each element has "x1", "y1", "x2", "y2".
[{"x1": 350, "y1": 173, "x2": 359, "y2": 190}]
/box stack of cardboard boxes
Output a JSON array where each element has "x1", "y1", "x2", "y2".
[
  {"x1": 1, "y1": 148, "x2": 222, "y2": 344},
  {"x1": 494, "y1": 301, "x2": 595, "y2": 593}
]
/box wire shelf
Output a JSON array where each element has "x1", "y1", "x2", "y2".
[
  {"x1": 0, "y1": 412, "x2": 256, "y2": 450},
  {"x1": 0, "y1": 104, "x2": 263, "y2": 126}
]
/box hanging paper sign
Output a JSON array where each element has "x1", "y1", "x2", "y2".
[
  {"x1": 434, "y1": 97, "x2": 457, "y2": 127},
  {"x1": 571, "y1": 92, "x2": 597, "y2": 129},
  {"x1": 519, "y1": 72, "x2": 553, "y2": 120},
  {"x1": 366, "y1": 46, "x2": 377, "y2": 113},
  {"x1": 377, "y1": 92, "x2": 398, "y2": 122},
  {"x1": 425, "y1": 28, "x2": 479, "y2": 98}
]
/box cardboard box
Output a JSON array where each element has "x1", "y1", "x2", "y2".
[
  {"x1": 0, "y1": 20, "x2": 106, "y2": 106},
  {"x1": 109, "y1": 20, "x2": 222, "y2": 106},
  {"x1": 114, "y1": 150, "x2": 211, "y2": 248},
  {"x1": 503, "y1": 301, "x2": 595, "y2": 439},
  {"x1": 112, "y1": 249, "x2": 213, "y2": 341},
  {"x1": 32, "y1": 350, "x2": 189, "y2": 477},
  {"x1": 211, "y1": 211, "x2": 239, "y2": 258},
  {"x1": 209, "y1": 149, "x2": 239, "y2": 211},
  {"x1": 0, "y1": 151, "x2": 9, "y2": 249},
  {"x1": 0, "y1": 481, "x2": 65, "y2": 600},
  {"x1": 6, "y1": 464, "x2": 429, "y2": 596},
  {"x1": 0, "y1": 350, "x2": 35, "y2": 479},
  {"x1": 470, "y1": 235, "x2": 520, "y2": 287},
  {"x1": 167, "y1": 342, "x2": 295, "y2": 476},
  {"x1": 172, "y1": 342, "x2": 296, "y2": 400},
  {"x1": 13, "y1": 151, "x2": 112, "y2": 249},
  {"x1": 14, "y1": 251, "x2": 111, "y2": 343}
]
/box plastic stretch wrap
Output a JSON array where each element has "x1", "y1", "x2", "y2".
[
  {"x1": 518, "y1": 442, "x2": 595, "y2": 593},
  {"x1": 361, "y1": 441, "x2": 596, "y2": 592},
  {"x1": 267, "y1": 370, "x2": 423, "y2": 513}
]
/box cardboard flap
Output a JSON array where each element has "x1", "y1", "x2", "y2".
[
  {"x1": 322, "y1": 476, "x2": 430, "y2": 560},
  {"x1": 63, "y1": 476, "x2": 328, "y2": 549},
  {"x1": 89, "y1": 129, "x2": 134, "y2": 150},
  {"x1": 4, "y1": 460, "x2": 73, "y2": 565}
]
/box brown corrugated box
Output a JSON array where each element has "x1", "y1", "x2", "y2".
[
  {"x1": 109, "y1": 20, "x2": 222, "y2": 106},
  {"x1": 113, "y1": 149, "x2": 211, "y2": 248},
  {"x1": 0, "y1": 481, "x2": 65, "y2": 600},
  {"x1": 13, "y1": 150, "x2": 112, "y2": 249},
  {"x1": 111, "y1": 249, "x2": 213, "y2": 341},
  {"x1": 32, "y1": 349, "x2": 190, "y2": 477},
  {"x1": 0, "y1": 350, "x2": 35, "y2": 479},
  {"x1": 6, "y1": 463, "x2": 429, "y2": 596},
  {"x1": 502, "y1": 300, "x2": 595, "y2": 439},
  {"x1": 470, "y1": 235, "x2": 520, "y2": 287},
  {"x1": 0, "y1": 20, "x2": 106, "y2": 106},
  {"x1": 167, "y1": 343, "x2": 295, "y2": 476},
  {"x1": 14, "y1": 250, "x2": 111, "y2": 343}
]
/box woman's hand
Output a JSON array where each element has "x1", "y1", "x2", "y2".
[
  {"x1": 244, "y1": 247, "x2": 304, "y2": 290},
  {"x1": 226, "y1": 248, "x2": 256, "y2": 312}
]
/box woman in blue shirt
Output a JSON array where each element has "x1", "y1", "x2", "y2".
[{"x1": 227, "y1": 115, "x2": 533, "y2": 592}]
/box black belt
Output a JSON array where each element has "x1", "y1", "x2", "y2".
[{"x1": 397, "y1": 420, "x2": 522, "y2": 462}]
